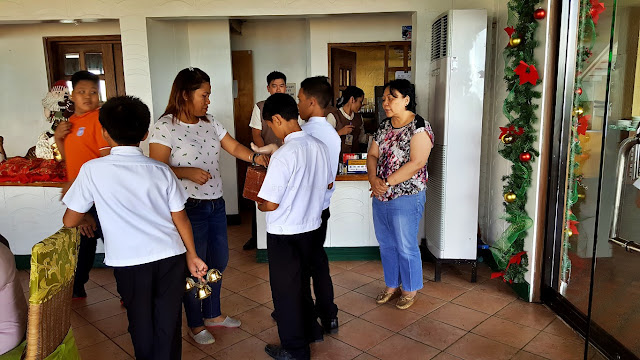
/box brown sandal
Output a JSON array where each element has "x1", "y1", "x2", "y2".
[
  {"x1": 395, "y1": 294, "x2": 417, "y2": 310},
  {"x1": 375, "y1": 288, "x2": 401, "y2": 304}
]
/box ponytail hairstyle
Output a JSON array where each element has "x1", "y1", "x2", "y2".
[
  {"x1": 336, "y1": 86, "x2": 364, "y2": 108},
  {"x1": 161, "y1": 67, "x2": 211, "y2": 123}
]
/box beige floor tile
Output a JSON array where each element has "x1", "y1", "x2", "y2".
[
  {"x1": 332, "y1": 271, "x2": 376, "y2": 290},
  {"x1": 360, "y1": 303, "x2": 423, "y2": 332},
  {"x1": 351, "y1": 261, "x2": 385, "y2": 279},
  {"x1": 71, "y1": 286, "x2": 116, "y2": 309},
  {"x1": 89, "y1": 268, "x2": 117, "y2": 286},
  {"x1": 310, "y1": 335, "x2": 363, "y2": 360},
  {"x1": 418, "y1": 281, "x2": 468, "y2": 301},
  {"x1": 451, "y1": 290, "x2": 514, "y2": 315},
  {"x1": 405, "y1": 294, "x2": 447, "y2": 316},
  {"x1": 471, "y1": 317, "x2": 540, "y2": 348},
  {"x1": 439, "y1": 271, "x2": 478, "y2": 290},
  {"x1": 102, "y1": 282, "x2": 120, "y2": 297},
  {"x1": 78, "y1": 339, "x2": 132, "y2": 360},
  {"x1": 353, "y1": 353, "x2": 380, "y2": 360},
  {"x1": 333, "y1": 261, "x2": 371, "y2": 270},
  {"x1": 92, "y1": 312, "x2": 129, "y2": 339},
  {"x1": 221, "y1": 272, "x2": 265, "y2": 293},
  {"x1": 237, "y1": 282, "x2": 273, "y2": 304},
  {"x1": 367, "y1": 334, "x2": 440, "y2": 360},
  {"x1": 211, "y1": 336, "x2": 271, "y2": 360},
  {"x1": 234, "y1": 305, "x2": 277, "y2": 335},
  {"x1": 70, "y1": 310, "x2": 89, "y2": 328},
  {"x1": 329, "y1": 264, "x2": 347, "y2": 276},
  {"x1": 445, "y1": 333, "x2": 519, "y2": 360},
  {"x1": 400, "y1": 317, "x2": 467, "y2": 350},
  {"x1": 184, "y1": 327, "x2": 252, "y2": 355},
  {"x1": 111, "y1": 333, "x2": 134, "y2": 356},
  {"x1": 334, "y1": 291, "x2": 380, "y2": 317},
  {"x1": 255, "y1": 325, "x2": 280, "y2": 345},
  {"x1": 427, "y1": 303, "x2": 489, "y2": 331},
  {"x1": 523, "y1": 332, "x2": 585, "y2": 360},
  {"x1": 246, "y1": 265, "x2": 270, "y2": 281},
  {"x1": 511, "y1": 350, "x2": 550, "y2": 360},
  {"x1": 473, "y1": 280, "x2": 519, "y2": 300},
  {"x1": 75, "y1": 297, "x2": 126, "y2": 323},
  {"x1": 73, "y1": 323, "x2": 109, "y2": 349},
  {"x1": 331, "y1": 318, "x2": 394, "y2": 351},
  {"x1": 432, "y1": 353, "x2": 463, "y2": 360},
  {"x1": 353, "y1": 280, "x2": 387, "y2": 299},
  {"x1": 219, "y1": 293, "x2": 260, "y2": 317},
  {"x1": 331, "y1": 284, "x2": 351, "y2": 298},
  {"x1": 495, "y1": 301, "x2": 557, "y2": 330},
  {"x1": 182, "y1": 338, "x2": 209, "y2": 360},
  {"x1": 543, "y1": 318, "x2": 584, "y2": 342}
]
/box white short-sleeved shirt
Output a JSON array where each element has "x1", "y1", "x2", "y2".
[
  {"x1": 62, "y1": 146, "x2": 188, "y2": 267},
  {"x1": 258, "y1": 131, "x2": 332, "y2": 235},
  {"x1": 301, "y1": 116, "x2": 341, "y2": 209},
  {"x1": 250, "y1": 102, "x2": 306, "y2": 130},
  {"x1": 326, "y1": 107, "x2": 367, "y2": 143},
  {"x1": 149, "y1": 114, "x2": 228, "y2": 199}
]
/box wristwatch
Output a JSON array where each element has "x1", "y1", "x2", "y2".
[{"x1": 251, "y1": 152, "x2": 259, "y2": 166}]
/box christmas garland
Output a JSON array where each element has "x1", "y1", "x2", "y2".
[
  {"x1": 560, "y1": 0, "x2": 605, "y2": 286},
  {"x1": 490, "y1": 0, "x2": 545, "y2": 284}
]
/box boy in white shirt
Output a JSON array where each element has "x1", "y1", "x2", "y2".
[
  {"x1": 62, "y1": 96, "x2": 207, "y2": 360},
  {"x1": 257, "y1": 93, "x2": 332, "y2": 360},
  {"x1": 298, "y1": 76, "x2": 342, "y2": 334}
]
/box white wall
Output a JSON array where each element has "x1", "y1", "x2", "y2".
[
  {"x1": 146, "y1": 19, "x2": 191, "y2": 120},
  {"x1": 0, "y1": 21, "x2": 121, "y2": 157},
  {"x1": 231, "y1": 19, "x2": 309, "y2": 103}
]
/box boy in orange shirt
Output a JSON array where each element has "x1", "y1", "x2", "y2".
[{"x1": 54, "y1": 70, "x2": 111, "y2": 298}]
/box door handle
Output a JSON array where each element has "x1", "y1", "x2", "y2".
[{"x1": 609, "y1": 136, "x2": 640, "y2": 254}]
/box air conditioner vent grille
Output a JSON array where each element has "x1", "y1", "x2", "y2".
[{"x1": 431, "y1": 14, "x2": 448, "y2": 61}]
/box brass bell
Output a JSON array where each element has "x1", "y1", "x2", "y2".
[
  {"x1": 185, "y1": 278, "x2": 196, "y2": 292},
  {"x1": 206, "y1": 269, "x2": 222, "y2": 283},
  {"x1": 196, "y1": 284, "x2": 212, "y2": 300}
]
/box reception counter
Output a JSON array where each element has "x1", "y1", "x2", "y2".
[{"x1": 255, "y1": 174, "x2": 426, "y2": 261}]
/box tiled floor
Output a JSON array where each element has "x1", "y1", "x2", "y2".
[{"x1": 17, "y1": 219, "x2": 594, "y2": 360}]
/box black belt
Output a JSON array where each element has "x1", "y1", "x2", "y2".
[{"x1": 186, "y1": 197, "x2": 223, "y2": 206}]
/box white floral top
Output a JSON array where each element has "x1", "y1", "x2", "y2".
[{"x1": 149, "y1": 114, "x2": 228, "y2": 199}]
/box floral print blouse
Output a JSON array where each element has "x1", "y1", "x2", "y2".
[{"x1": 374, "y1": 114, "x2": 435, "y2": 201}]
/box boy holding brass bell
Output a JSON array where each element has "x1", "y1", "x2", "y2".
[{"x1": 62, "y1": 96, "x2": 207, "y2": 360}]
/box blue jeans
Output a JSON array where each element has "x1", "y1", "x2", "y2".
[
  {"x1": 183, "y1": 198, "x2": 229, "y2": 328},
  {"x1": 372, "y1": 191, "x2": 426, "y2": 292}
]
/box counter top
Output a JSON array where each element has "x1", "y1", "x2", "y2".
[
  {"x1": 0, "y1": 182, "x2": 65, "y2": 188},
  {"x1": 336, "y1": 174, "x2": 369, "y2": 181}
]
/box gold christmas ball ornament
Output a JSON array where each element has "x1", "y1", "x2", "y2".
[
  {"x1": 206, "y1": 269, "x2": 222, "y2": 283},
  {"x1": 509, "y1": 37, "x2": 522, "y2": 47},
  {"x1": 504, "y1": 192, "x2": 517, "y2": 203},
  {"x1": 566, "y1": 229, "x2": 573, "y2": 237},
  {"x1": 573, "y1": 106, "x2": 584, "y2": 116},
  {"x1": 577, "y1": 193, "x2": 586, "y2": 199},
  {"x1": 196, "y1": 284, "x2": 212, "y2": 300},
  {"x1": 501, "y1": 134, "x2": 515, "y2": 144},
  {"x1": 185, "y1": 278, "x2": 196, "y2": 292}
]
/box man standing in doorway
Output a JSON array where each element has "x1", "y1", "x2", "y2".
[{"x1": 243, "y1": 71, "x2": 288, "y2": 251}]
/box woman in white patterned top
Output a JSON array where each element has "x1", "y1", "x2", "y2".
[{"x1": 149, "y1": 67, "x2": 268, "y2": 345}]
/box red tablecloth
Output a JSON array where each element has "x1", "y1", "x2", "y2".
[{"x1": 0, "y1": 158, "x2": 67, "y2": 184}]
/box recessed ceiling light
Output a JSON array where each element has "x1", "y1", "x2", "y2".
[{"x1": 59, "y1": 19, "x2": 75, "y2": 24}]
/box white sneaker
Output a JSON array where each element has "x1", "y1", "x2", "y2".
[
  {"x1": 188, "y1": 328, "x2": 215, "y2": 345},
  {"x1": 204, "y1": 316, "x2": 241, "y2": 328}
]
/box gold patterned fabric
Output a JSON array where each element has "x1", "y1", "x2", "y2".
[{"x1": 28, "y1": 228, "x2": 79, "y2": 305}]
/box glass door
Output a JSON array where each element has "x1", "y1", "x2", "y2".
[{"x1": 586, "y1": 0, "x2": 640, "y2": 357}]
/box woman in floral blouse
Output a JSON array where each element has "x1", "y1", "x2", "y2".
[{"x1": 366, "y1": 79, "x2": 434, "y2": 310}]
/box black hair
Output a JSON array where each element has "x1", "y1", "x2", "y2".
[
  {"x1": 336, "y1": 86, "x2": 365, "y2": 108},
  {"x1": 71, "y1": 70, "x2": 99, "y2": 87},
  {"x1": 385, "y1": 79, "x2": 416, "y2": 113},
  {"x1": 99, "y1": 96, "x2": 151, "y2": 145},
  {"x1": 267, "y1": 71, "x2": 287, "y2": 85},
  {"x1": 300, "y1": 76, "x2": 333, "y2": 109},
  {"x1": 262, "y1": 93, "x2": 299, "y2": 121},
  {"x1": 161, "y1": 67, "x2": 211, "y2": 123}
]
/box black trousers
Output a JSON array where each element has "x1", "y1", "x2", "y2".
[
  {"x1": 114, "y1": 254, "x2": 186, "y2": 360},
  {"x1": 73, "y1": 206, "x2": 102, "y2": 293},
  {"x1": 267, "y1": 231, "x2": 322, "y2": 360},
  {"x1": 311, "y1": 208, "x2": 338, "y2": 321}
]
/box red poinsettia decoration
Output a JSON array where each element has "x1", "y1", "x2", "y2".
[
  {"x1": 589, "y1": 0, "x2": 605, "y2": 25},
  {"x1": 504, "y1": 26, "x2": 515, "y2": 37},
  {"x1": 514, "y1": 61, "x2": 540, "y2": 86},
  {"x1": 498, "y1": 125, "x2": 525, "y2": 139},
  {"x1": 577, "y1": 115, "x2": 590, "y2": 135},
  {"x1": 491, "y1": 251, "x2": 527, "y2": 283},
  {"x1": 568, "y1": 220, "x2": 580, "y2": 235}
]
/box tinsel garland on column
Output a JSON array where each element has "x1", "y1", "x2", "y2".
[{"x1": 490, "y1": 0, "x2": 542, "y2": 284}]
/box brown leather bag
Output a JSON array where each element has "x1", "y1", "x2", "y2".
[{"x1": 243, "y1": 166, "x2": 267, "y2": 203}]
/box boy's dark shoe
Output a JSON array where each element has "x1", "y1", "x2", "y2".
[
  {"x1": 72, "y1": 287, "x2": 87, "y2": 299},
  {"x1": 243, "y1": 237, "x2": 257, "y2": 250},
  {"x1": 265, "y1": 344, "x2": 296, "y2": 360},
  {"x1": 322, "y1": 318, "x2": 339, "y2": 334}
]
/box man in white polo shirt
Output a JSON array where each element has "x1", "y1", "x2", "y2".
[
  {"x1": 257, "y1": 93, "x2": 332, "y2": 360},
  {"x1": 62, "y1": 96, "x2": 207, "y2": 360},
  {"x1": 298, "y1": 76, "x2": 342, "y2": 334}
]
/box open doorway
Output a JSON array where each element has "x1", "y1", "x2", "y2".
[{"x1": 328, "y1": 41, "x2": 411, "y2": 132}]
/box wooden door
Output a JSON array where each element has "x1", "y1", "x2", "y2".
[
  {"x1": 330, "y1": 48, "x2": 357, "y2": 103},
  {"x1": 232, "y1": 50, "x2": 254, "y2": 211}
]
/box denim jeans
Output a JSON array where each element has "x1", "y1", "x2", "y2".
[
  {"x1": 372, "y1": 191, "x2": 426, "y2": 292},
  {"x1": 183, "y1": 198, "x2": 229, "y2": 328}
]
